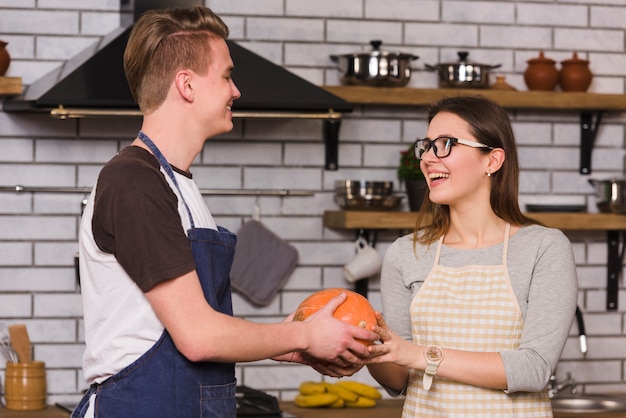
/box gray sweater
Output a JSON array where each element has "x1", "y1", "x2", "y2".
[{"x1": 380, "y1": 224, "x2": 578, "y2": 393}]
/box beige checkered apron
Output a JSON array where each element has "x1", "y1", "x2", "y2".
[{"x1": 403, "y1": 223, "x2": 552, "y2": 417}]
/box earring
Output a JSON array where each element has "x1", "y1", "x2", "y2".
[{"x1": 487, "y1": 171, "x2": 491, "y2": 177}]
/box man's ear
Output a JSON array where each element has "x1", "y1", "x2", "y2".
[{"x1": 174, "y1": 70, "x2": 194, "y2": 102}]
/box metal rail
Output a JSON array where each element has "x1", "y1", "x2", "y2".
[{"x1": 0, "y1": 185, "x2": 314, "y2": 196}]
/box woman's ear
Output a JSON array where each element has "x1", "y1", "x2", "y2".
[
  {"x1": 174, "y1": 70, "x2": 194, "y2": 102},
  {"x1": 488, "y1": 148, "x2": 506, "y2": 175}
]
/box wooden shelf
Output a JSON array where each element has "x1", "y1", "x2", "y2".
[
  {"x1": 0, "y1": 76, "x2": 22, "y2": 95},
  {"x1": 323, "y1": 86, "x2": 626, "y2": 111},
  {"x1": 325, "y1": 210, "x2": 626, "y2": 311},
  {"x1": 324, "y1": 210, "x2": 626, "y2": 231}
]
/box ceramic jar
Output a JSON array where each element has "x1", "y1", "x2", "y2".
[
  {"x1": 524, "y1": 51, "x2": 559, "y2": 91},
  {"x1": 491, "y1": 75, "x2": 517, "y2": 91},
  {"x1": 0, "y1": 41, "x2": 10, "y2": 76},
  {"x1": 559, "y1": 52, "x2": 592, "y2": 92}
]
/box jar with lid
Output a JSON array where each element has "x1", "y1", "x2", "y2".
[
  {"x1": 559, "y1": 52, "x2": 592, "y2": 92},
  {"x1": 0, "y1": 41, "x2": 10, "y2": 76},
  {"x1": 523, "y1": 51, "x2": 559, "y2": 91}
]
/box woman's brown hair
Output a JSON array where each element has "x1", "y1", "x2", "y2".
[
  {"x1": 123, "y1": 6, "x2": 229, "y2": 114},
  {"x1": 414, "y1": 96, "x2": 537, "y2": 246}
]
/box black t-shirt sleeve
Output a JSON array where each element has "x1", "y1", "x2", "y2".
[{"x1": 91, "y1": 146, "x2": 196, "y2": 292}]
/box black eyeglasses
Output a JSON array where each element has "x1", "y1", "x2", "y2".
[{"x1": 414, "y1": 136, "x2": 494, "y2": 160}]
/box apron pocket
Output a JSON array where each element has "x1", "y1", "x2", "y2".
[{"x1": 200, "y1": 381, "x2": 236, "y2": 418}]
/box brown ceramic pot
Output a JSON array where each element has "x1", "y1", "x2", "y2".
[
  {"x1": 491, "y1": 75, "x2": 517, "y2": 91},
  {"x1": 0, "y1": 41, "x2": 10, "y2": 76},
  {"x1": 559, "y1": 52, "x2": 592, "y2": 92},
  {"x1": 524, "y1": 51, "x2": 559, "y2": 91}
]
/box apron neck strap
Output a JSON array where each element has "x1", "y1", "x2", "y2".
[{"x1": 137, "y1": 131, "x2": 195, "y2": 228}]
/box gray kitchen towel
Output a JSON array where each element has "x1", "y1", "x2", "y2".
[{"x1": 230, "y1": 220, "x2": 298, "y2": 307}]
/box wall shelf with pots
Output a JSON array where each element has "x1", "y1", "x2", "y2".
[
  {"x1": 322, "y1": 86, "x2": 626, "y2": 175},
  {"x1": 324, "y1": 210, "x2": 626, "y2": 311},
  {"x1": 0, "y1": 76, "x2": 22, "y2": 95}
]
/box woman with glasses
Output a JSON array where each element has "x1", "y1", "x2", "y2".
[{"x1": 366, "y1": 96, "x2": 578, "y2": 417}]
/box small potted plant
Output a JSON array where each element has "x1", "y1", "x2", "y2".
[{"x1": 398, "y1": 143, "x2": 427, "y2": 211}]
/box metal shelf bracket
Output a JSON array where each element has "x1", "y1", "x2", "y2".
[
  {"x1": 606, "y1": 230, "x2": 624, "y2": 311},
  {"x1": 579, "y1": 111, "x2": 604, "y2": 175}
]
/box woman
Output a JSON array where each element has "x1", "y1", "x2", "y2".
[{"x1": 366, "y1": 96, "x2": 578, "y2": 417}]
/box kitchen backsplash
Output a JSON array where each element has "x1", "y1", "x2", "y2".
[{"x1": 0, "y1": 0, "x2": 625, "y2": 405}]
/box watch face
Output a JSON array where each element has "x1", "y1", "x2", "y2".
[{"x1": 425, "y1": 346, "x2": 443, "y2": 362}]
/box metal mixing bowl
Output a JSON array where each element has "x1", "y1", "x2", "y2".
[{"x1": 334, "y1": 180, "x2": 402, "y2": 211}]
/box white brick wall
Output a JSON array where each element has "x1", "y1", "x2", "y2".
[{"x1": 0, "y1": 0, "x2": 625, "y2": 405}]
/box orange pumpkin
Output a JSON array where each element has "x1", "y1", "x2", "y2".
[{"x1": 293, "y1": 288, "x2": 377, "y2": 345}]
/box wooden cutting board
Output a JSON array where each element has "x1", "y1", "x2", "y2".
[{"x1": 8, "y1": 323, "x2": 31, "y2": 363}]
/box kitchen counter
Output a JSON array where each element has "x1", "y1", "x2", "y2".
[
  {"x1": 1, "y1": 401, "x2": 625, "y2": 417},
  {"x1": 0, "y1": 406, "x2": 68, "y2": 418},
  {"x1": 281, "y1": 399, "x2": 626, "y2": 418}
]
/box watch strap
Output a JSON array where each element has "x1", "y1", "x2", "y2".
[{"x1": 422, "y1": 345, "x2": 443, "y2": 391}]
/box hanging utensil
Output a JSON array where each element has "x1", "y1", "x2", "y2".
[{"x1": 0, "y1": 323, "x2": 18, "y2": 363}]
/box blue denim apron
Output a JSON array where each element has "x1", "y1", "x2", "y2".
[{"x1": 72, "y1": 131, "x2": 237, "y2": 418}]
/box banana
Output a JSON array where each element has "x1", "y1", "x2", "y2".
[
  {"x1": 329, "y1": 397, "x2": 346, "y2": 408},
  {"x1": 320, "y1": 382, "x2": 358, "y2": 402},
  {"x1": 298, "y1": 381, "x2": 327, "y2": 395},
  {"x1": 294, "y1": 393, "x2": 339, "y2": 408},
  {"x1": 345, "y1": 396, "x2": 377, "y2": 408},
  {"x1": 334, "y1": 380, "x2": 382, "y2": 400}
]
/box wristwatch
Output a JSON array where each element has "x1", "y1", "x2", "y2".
[{"x1": 422, "y1": 345, "x2": 444, "y2": 390}]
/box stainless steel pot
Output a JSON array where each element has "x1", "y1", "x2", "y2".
[
  {"x1": 425, "y1": 51, "x2": 501, "y2": 89},
  {"x1": 330, "y1": 40, "x2": 419, "y2": 87},
  {"x1": 588, "y1": 178, "x2": 626, "y2": 213}
]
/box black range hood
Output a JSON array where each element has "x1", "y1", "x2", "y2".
[{"x1": 3, "y1": 0, "x2": 351, "y2": 169}]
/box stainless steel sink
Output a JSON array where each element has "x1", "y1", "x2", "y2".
[{"x1": 551, "y1": 395, "x2": 626, "y2": 414}]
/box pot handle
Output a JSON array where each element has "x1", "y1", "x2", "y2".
[
  {"x1": 424, "y1": 63, "x2": 438, "y2": 71},
  {"x1": 490, "y1": 64, "x2": 503, "y2": 70}
]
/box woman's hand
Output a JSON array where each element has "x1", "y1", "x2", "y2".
[
  {"x1": 366, "y1": 312, "x2": 421, "y2": 370},
  {"x1": 287, "y1": 352, "x2": 364, "y2": 377}
]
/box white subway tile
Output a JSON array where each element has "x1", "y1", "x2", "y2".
[
  {"x1": 80, "y1": 12, "x2": 121, "y2": 36},
  {"x1": 0, "y1": 294, "x2": 32, "y2": 316},
  {"x1": 480, "y1": 26, "x2": 552, "y2": 49},
  {"x1": 207, "y1": 0, "x2": 283, "y2": 16},
  {"x1": 39, "y1": 0, "x2": 118, "y2": 10},
  {"x1": 248, "y1": 17, "x2": 324, "y2": 42},
  {"x1": 35, "y1": 36, "x2": 99, "y2": 61},
  {"x1": 328, "y1": 20, "x2": 403, "y2": 44},
  {"x1": 407, "y1": 22, "x2": 478, "y2": 47},
  {"x1": 0, "y1": 242, "x2": 31, "y2": 265},
  {"x1": 555, "y1": 28, "x2": 624, "y2": 52},
  {"x1": 287, "y1": 0, "x2": 363, "y2": 18},
  {"x1": 34, "y1": 294, "x2": 82, "y2": 317},
  {"x1": 443, "y1": 1, "x2": 515, "y2": 24},
  {"x1": 35, "y1": 343, "x2": 84, "y2": 368},
  {"x1": 517, "y1": 3, "x2": 588, "y2": 27},
  {"x1": 0, "y1": 10, "x2": 79, "y2": 34},
  {"x1": 366, "y1": 0, "x2": 439, "y2": 21},
  {"x1": 0, "y1": 268, "x2": 74, "y2": 291},
  {"x1": 591, "y1": 6, "x2": 626, "y2": 29}
]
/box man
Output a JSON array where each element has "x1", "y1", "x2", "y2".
[{"x1": 72, "y1": 6, "x2": 377, "y2": 418}]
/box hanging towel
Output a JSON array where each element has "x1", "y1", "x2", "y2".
[{"x1": 230, "y1": 220, "x2": 298, "y2": 307}]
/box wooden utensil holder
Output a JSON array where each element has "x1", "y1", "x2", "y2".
[{"x1": 4, "y1": 361, "x2": 47, "y2": 410}]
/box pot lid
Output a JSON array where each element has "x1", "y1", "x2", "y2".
[
  {"x1": 527, "y1": 51, "x2": 555, "y2": 64},
  {"x1": 562, "y1": 52, "x2": 589, "y2": 65},
  {"x1": 331, "y1": 40, "x2": 418, "y2": 60},
  {"x1": 431, "y1": 51, "x2": 499, "y2": 68}
]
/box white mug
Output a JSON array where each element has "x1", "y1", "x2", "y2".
[{"x1": 343, "y1": 238, "x2": 383, "y2": 283}]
